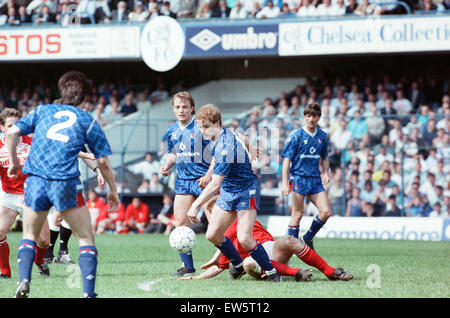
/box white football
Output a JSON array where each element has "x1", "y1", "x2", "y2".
[{"x1": 169, "y1": 226, "x2": 196, "y2": 253}]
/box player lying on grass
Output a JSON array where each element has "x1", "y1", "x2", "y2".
[{"x1": 179, "y1": 218, "x2": 353, "y2": 282}]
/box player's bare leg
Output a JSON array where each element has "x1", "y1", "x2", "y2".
[
  {"x1": 288, "y1": 192, "x2": 305, "y2": 238},
  {"x1": 35, "y1": 218, "x2": 51, "y2": 277},
  {"x1": 0, "y1": 207, "x2": 19, "y2": 278},
  {"x1": 173, "y1": 194, "x2": 197, "y2": 276}
]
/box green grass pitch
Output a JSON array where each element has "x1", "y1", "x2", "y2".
[{"x1": 0, "y1": 232, "x2": 449, "y2": 298}]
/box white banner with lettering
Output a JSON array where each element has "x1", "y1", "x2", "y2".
[
  {"x1": 279, "y1": 16, "x2": 450, "y2": 56},
  {"x1": 267, "y1": 216, "x2": 450, "y2": 241},
  {"x1": 0, "y1": 26, "x2": 140, "y2": 61}
]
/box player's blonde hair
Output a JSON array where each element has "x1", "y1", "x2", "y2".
[
  {"x1": 0, "y1": 107, "x2": 21, "y2": 126},
  {"x1": 171, "y1": 91, "x2": 195, "y2": 115},
  {"x1": 196, "y1": 104, "x2": 222, "y2": 126}
]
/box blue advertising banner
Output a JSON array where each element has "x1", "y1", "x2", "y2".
[{"x1": 184, "y1": 23, "x2": 279, "y2": 58}]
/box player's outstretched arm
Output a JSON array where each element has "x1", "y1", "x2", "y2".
[
  {"x1": 161, "y1": 153, "x2": 176, "y2": 177},
  {"x1": 6, "y1": 125, "x2": 21, "y2": 178},
  {"x1": 96, "y1": 156, "x2": 120, "y2": 211},
  {"x1": 281, "y1": 157, "x2": 291, "y2": 196},
  {"x1": 321, "y1": 157, "x2": 330, "y2": 185},
  {"x1": 178, "y1": 265, "x2": 224, "y2": 280},
  {"x1": 197, "y1": 157, "x2": 215, "y2": 189}
]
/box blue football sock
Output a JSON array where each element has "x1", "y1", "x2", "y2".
[
  {"x1": 216, "y1": 237, "x2": 244, "y2": 268},
  {"x1": 17, "y1": 239, "x2": 36, "y2": 283},
  {"x1": 303, "y1": 216, "x2": 325, "y2": 242},
  {"x1": 248, "y1": 242, "x2": 275, "y2": 273},
  {"x1": 180, "y1": 252, "x2": 195, "y2": 271},
  {"x1": 288, "y1": 225, "x2": 300, "y2": 238},
  {"x1": 78, "y1": 246, "x2": 98, "y2": 297}
]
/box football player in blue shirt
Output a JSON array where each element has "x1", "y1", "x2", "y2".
[
  {"x1": 7, "y1": 71, "x2": 120, "y2": 298},
  {"x1": 281, "y1": 103, "x2": 332, "y2": 250},
  {"x1": 187, "y1": 104, "x2": 280, "y2": 282},
  {"x1": 160, "y1": 91, "x2": 215, "y2": 277}
]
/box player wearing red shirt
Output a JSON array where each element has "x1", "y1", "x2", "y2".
[
  {"x1": 0, "y1": 108, "x2": 50, "y2": 279},
  {"x1": 180, "y1": 218, "x2": 353, "y2": 282},
  {"x1": 124, "y1": 197, "x2": 150, "y2": 234},
  {"x1": 86, "y1": 190, "x2": 106, "y2": 233},
  {"x1": 96, "y1": 202, "x2": 126, "y2": 234}
]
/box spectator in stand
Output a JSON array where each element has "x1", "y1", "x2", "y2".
[
  {"x1": 27, "y1": 0, "x2": 57, "y2": 18},
  {"x1": 119, "y1": 93, "x2": 137, "y2": 116},
  {"x1": 419, "y1": 172, "x2": 439, "y2": 205},
  {"x1": 346, "y1": 187, "x2": 364, "y2": 217},
  {"x1": 409, "y1": 81, "x2": 425, "y2": 112},
  {"x1": 177, "y1": 0, "x2": 197, "y2": 18},
  {"x1": 137, "y1": 179, "x2": 151, "y2": 193},
  {"x1": 149, "y1": 173, "x2": 164, "y2": 193},
  {"x1": 148, "y1": 1, "x2": 161, "y2": 20},
  {"x1": 353, "y1": 0, "x2": 379, "y2": 16},
  {"x1": 331, "y1": 0, "x2": 346, "y2": 15},
  {"x1": 149, "y1": 83, "x2": 169, "y2": 104},
  {"x1": 360, "y1": 180, "x2": 376, "y2": 215},
  {"x1": 348, "y1": 110, "x2": 368, "y2": 141},
  {"x1": 280, "y1": 2, "x2": 295, "y2": 16},
  {"x1": 229, "y1": 0, "x2": 248, "y2": 18},
  {"x1": 86, "y1": 190, "x2": 106, "y2": 232},
  {"x1": 316, "y1": 0, "x2": 334, "y2": 15},
  {"x1": 330, "y1": 118, "x2": 351, "y2": 151},
  {"x1": 345, "y1": 0, "x2": 358, "y2": 13},
  {"x1": 136, "y1": 92, "x2": 152, "y2": 112},
  {"x1": 407, "y1": 195, "x2": 423, "y2": 217},
  {"x1": 95, "y1": 201, "x2": 126, "y2": 234},
  {"x1": 428, "y1": 202, "x2": 446, "y2": 217},
  {"x1": 34, "y1": 4, "x2": 56, "y2": 24},
  {"x1": 385, "y1": 194, "x2": 402, "y2": 217},
  {"x1": 196, "y1": 1, "x2": 213, "y2": 17},
  {"x1": 437, "y1": 0, "x2": 450, "y2": 11},
  {"x1": 420, "y1": 117, "x2": 437, "y2": 147},
  {"x1": 392, "y1": 89, "x2": 413, "y2": 116},
  {"x1": 420, "y1": 0, "x2": 438, "y2": 11},
  {"x1": 372, "y1": 180, "x2": 390, "y2": 216},
  {"x1": 128, "y1": 152, "x2": 161, "y2": 181},
  {"x1": 212, "y1": 0, "x2": 231, "y2": 17},
  {"x1": 328, "y1": 168, "x2": 345, "y2": 216},
  {"x1": 108, "y1": 0, "x2": 128, "y2": 22},
  {"x1": 103, "y1": 96, "x2": 124, "y2": 123},
  {"x1": 124, "y1": 197, "x2": 150, "y2": 234},
  {"x1": 256, "y1": 0, "x2": 280, "y2": 18},
  {"x1": 128, "y1": 1, "x2": 149, "y2": 21},
  {"x1": 160, "y1": 1, "x2": 177, "y2": 18}
]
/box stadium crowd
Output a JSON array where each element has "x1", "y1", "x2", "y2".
[
  {"x1": 0, "y1": 67, "x2": 449, "y2": 228},
  {"x1": 0, "y1": 0, "x2": 449, "y2": 26}
]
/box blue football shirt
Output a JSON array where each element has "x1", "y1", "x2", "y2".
[
  {"x1": 281, "y1": 127, "x2": 328, "y2": 178},
  {"x1": 166, "y1": 118, "x2": 212, "y2": 180},
  {"x1": 212, "y1": 128, "x2": 257, "y2": 192},
  {"x1": 14, "y1": 104, "x2": 112, "y2": 180}
]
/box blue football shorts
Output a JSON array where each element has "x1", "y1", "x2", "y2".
[
  {"x1": 24, "y1": 175, "x2": 84, "y2": 212},
  {"x1": 216, "y1": 179, "x2": 260, "y2": 212},
  {"x1": 290, "y1": 176, "x2": 324, "y2": 196},
  {"x1": 175, "y1": 178, "x2": 203, "y2": 197}
]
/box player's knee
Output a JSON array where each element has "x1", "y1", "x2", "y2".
[
  {"x1": 319, "y1": 209, "x2": 332, "y2": 220},
  {"x1": 205, "y1": 229, "x2": 222, "y2": 246},
  {"x1": 237, "y1": 234, "x2": 254, "y2": 251}
]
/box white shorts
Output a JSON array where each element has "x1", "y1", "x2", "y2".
[
  {"x1": 2, "y1": 192, "x2": 25, "y2": 218},
  {"x1": 244, "y1": 240, "x2": 275, "y2": 278}
]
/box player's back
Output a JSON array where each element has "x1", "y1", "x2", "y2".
[
  {"x1": 213, "y1": 128, "x2": 256, "y2": 192},
  {"x1": 15, "y1": 104, "x2": 111, "y2": 180}
]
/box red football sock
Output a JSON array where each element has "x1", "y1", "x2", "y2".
[
  {"x1": 296, "y1": 245, "x2": 335, "y2": 278},
  {"x1": 34, "y1": 244, "x2": 49, "y2": 265},
  {"x1": 0, "y1": 237, "x2": 11, "y2": 276},
  {"x1": 270, "y1": 260, "x2": 298, "y2": 277}
]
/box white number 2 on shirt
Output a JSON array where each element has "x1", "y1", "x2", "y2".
[{"x1": 46, "y1": 110, "x2": 77, "y2": 143}]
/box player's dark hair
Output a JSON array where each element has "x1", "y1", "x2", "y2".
[
  {"x1": 303, "y1": 103, "x2": 322, "y2": 117},
  {"x1": 0, "y1": 107, "x2": 21, "y2": 126},
  {"x1": 172, "y1": 91, "x2": 195, "y2": 115},
  {"x1": 57, "y1": 71, "x2": 92, "y2": 106}
]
